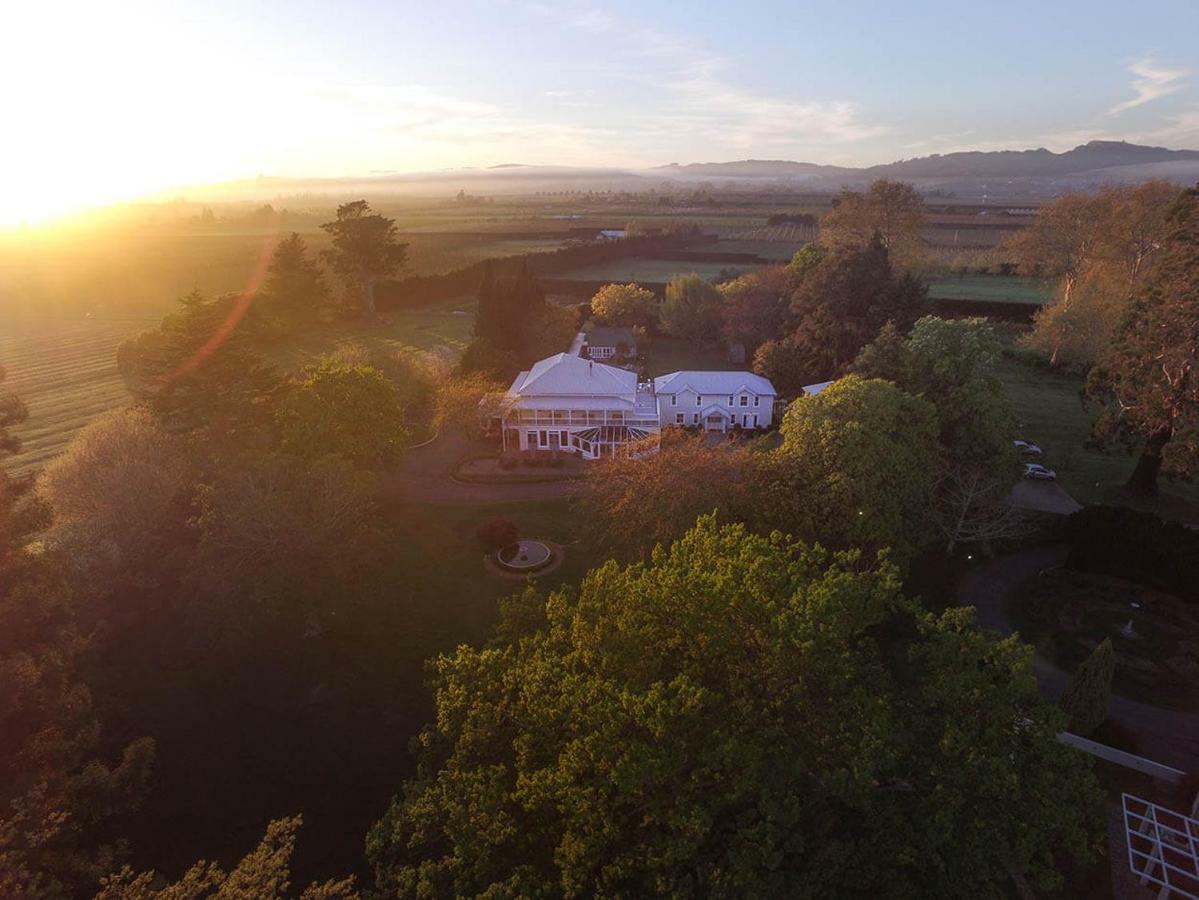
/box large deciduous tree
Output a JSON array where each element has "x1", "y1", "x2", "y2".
[
  {"x1": 820, "y1": 179, "x2": 927, "y2": 268},
  {"x1": 1012, "y1": 182, "x2": 1177, "y2": 368},
  {"x1": 852, "y1": 317, "x2": 1021, "y2": 553},
  {"x1": 590, "y1": 282, "x2": 657, "y2": 329},
  {"x1": 321, "y1": 200, "x2": 408, "y2": 318},
  {"x1": 367, "y1": 517, "x2": 1100, "y2": 898},
  {"x1": 717, "y1": 266, "x2": 791, "y2": 357},
  {"x1": 785, "y1": 239, "x2": 929, "y2": 387},
  {"x1": 1085, "y1": 184, "x2": 1199, "y2": 495},
  {"x1": 275, "y1": 358, "x2": 408, "y2": 469},
  {"x1": 659, "y1": 274, "x2": 723, "y2": 344},
  {"x1": 756, "y1": 375, "x2": 940, "y2": 565},
  {"x1": 575, "y1": 431, "x2": 749, "y2": 560}
]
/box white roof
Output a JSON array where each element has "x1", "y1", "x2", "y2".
[
  {"x1": 509, "y1": 353, "x2": 637, "y2": 398},
  {"x1": 653, "y1": 370, "x2": 776, "y2": 396},
  {"x1": 802, "y1": 381, "x2": 833, "y2": 395}
]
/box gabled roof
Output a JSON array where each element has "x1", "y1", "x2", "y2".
[
  {"x1": 584, "y1": 325, "x2": 637, "y2": 348},
  {"x1": 653, "y1": 370, "x2": 776, "y2": 396},
  {"x1": 802, "y1": 381, "x2": 833, "y2": 396},
  {"x1": 510, "y1": 352, "x2": 637, "y2": 397},
  {"x1": 699, "y1": 404, "x2": 729, "y2": 418}
]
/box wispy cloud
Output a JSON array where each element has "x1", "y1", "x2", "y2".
[{"x1": 1107, "y1": 55, "x2": 1189, "y2": 116}]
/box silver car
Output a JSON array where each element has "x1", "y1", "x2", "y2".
[{"x1": 1023, "y1": 463, "x2": 1056, "y2": 481}]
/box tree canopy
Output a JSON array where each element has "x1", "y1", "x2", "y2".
[
  {"x1": 820, "y1": 179, "x2": 926, "y2": 268},
  {"x1": 659, "y1": 274, "x2": 723, "y2": 344},
  {"x1": 367, "y1": 516, "x2": 1100, "y2": 898},
  {"x1": 1086, "y1": 184, "x2": 1199, "y2": 495},
  {"x1": 755, "y1": 375, "x2": 940, "y2": 565},
  {"x1": 590, "y1": 282, "x2": 657, "y2": 329},
  {"x1": 321, "y1": 200, "x2": 408, "y2": 317},
  {"x1": 275, "y1": 358, "x2": 408, "y2": 469},
  {"x1": 256, "y1": 233, "x2": 331, "y2": 332}
]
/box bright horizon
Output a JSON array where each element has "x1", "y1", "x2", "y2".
[{"x1": 3, "y1": 0, "x2": 1197, "y2": 224}]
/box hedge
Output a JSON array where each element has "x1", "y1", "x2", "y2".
[{"x1": 1063, "y1": 505, "x2": 1199, "y2": 598}]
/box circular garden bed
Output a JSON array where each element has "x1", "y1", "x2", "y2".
[{"x1": 1008, "y1": 568, "x2": 1199, "y2": 713}]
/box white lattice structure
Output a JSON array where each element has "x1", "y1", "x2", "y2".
[{"x1": 1123, "y1": 793, "x2": 1199, "y2": 899}]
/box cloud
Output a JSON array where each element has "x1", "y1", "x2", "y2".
[{"x1": 1107, "y1": 56, "x2": 1189, "y2": 116}]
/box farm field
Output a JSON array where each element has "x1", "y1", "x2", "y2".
[
  {"x1": 996, "y1": 352, "x2": 1199, "y2": 521},
  {"x1": 1, "y1": 313, "x2": 156, "y2": 474},
  {"x1": 927, "y1": 274, "x2": 1051, "y2": 305},
  {"x1": 556, "y1": 257, "x2": 754, "y2": 285},
  {"x1": 2, "y1": 298, "x2": 478, "y2": 476}
]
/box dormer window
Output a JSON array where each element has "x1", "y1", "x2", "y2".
[{"x1": 671, "y1": 395, "x2": 677, "y2": 406}]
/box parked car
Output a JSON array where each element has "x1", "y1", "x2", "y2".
[
  {"x1": 1013, "y1": 439, "x2": 1043, "y2": 456},
  {"x1": 1023, "y1": 463, "x2": 1057, "y2": 481}
]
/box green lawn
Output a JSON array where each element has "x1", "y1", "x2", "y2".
[
  {"x1": 928, "y1": 275, "x2": 1052, "y2": 305},
  {"x1": 641, "y1": 337, "x2": 738, "y2": 377},
  {"x1": 557, "y1": 258, "x2": 754, "y2": 285},
  {"x1": 996, "y1": 353, "x2": 1199, "y2": 519}
]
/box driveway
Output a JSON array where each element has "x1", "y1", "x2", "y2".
[
  {"x1": 1007, "y1": 479, "x2": 1083, "y2": 516},
  {"x1": 384, "y1": 432, "x2": 583, "y2": 504},
  {"x1": 958, "y1": 546, "x2": 1199, "y2": 773}
]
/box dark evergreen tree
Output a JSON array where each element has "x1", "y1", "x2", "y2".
[{"x1": 1059, "y1": 638, "x2": 1115, "y2": 736}]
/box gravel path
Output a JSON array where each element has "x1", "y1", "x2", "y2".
[{"x1": 957, "y1": 546, "x2": 1199, "y2": 773}]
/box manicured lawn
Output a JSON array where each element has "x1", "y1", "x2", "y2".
[
  {"x1": 996, "y1": 353, "x2": 1199, "y2": 520},
  {"x1": 640, "y1": 337, "x2": 738, "y2": 377},
  {"x1": 928, "y1": 275, "x2": 1052, "y2": 305}
]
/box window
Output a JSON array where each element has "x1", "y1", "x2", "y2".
[
  {"x1": 671, "y1": 395, "x2": 677, "y2": 406},
  {"x1": 728, "y1": 395, "x2": 733, "y2": 404},
  {"x1": 696, "y1": 395, "x2": 701, "y2": 406},
  {"x1": 739, "y1": 395, "x2": 748, "y2": 406},
  {"x1": 675, "y1": 413, "x2": 684, "y2": 424},
  {"x1": 754, "y1": 396, "x2": 760, "y2": 406},
  {"x1": 539, "y1": 430, "x2": 548, "y2": 447},
  {"x1": 560, "y1": 430, "x2": 568, "y2": 445},
  {"x1": 692, "y1": 413, "x2": 699, "y2": 424}
]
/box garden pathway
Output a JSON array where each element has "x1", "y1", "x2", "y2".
[{"x1": 957, "y1": 546, "x2": 1199, "y2": 773}]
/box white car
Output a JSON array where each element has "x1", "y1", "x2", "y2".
[
  {"x1": 1013, "y1": 439, "x2": 1043, "y2": 456},
  {"x1": 1023, "y1": 463, "x2": 1056, "y2": 481}
]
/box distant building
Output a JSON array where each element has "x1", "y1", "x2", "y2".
[
  {"x1": 802, "y1": 380, "x2": 833, "y2": 396},
  {"x1": 596, "y1": 228, "x2": 626, "y2": 241},
  {"x1": 582, "y1": 325, "x2": 637, "y2": 361}
]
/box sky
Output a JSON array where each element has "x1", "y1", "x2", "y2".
[{"x1": 2, "y1": 0, "x2": 1198, "y2": 221}]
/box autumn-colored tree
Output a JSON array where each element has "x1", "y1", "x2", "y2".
[
  {"x1": 37, "y1": 408, "x2": 193, "y2": 583},
  {"x1": 1059, "y1": 639, "x2": 1115, "y2": 736},
  {"x1": 275, "y1": 358, "x2": 408, "y2": 469},
  {"x1": 368, "y1": 517, "x2": 1100, "y2": 898},
  {"x1": 590, "y1": 282, "x2": 657, "y2": 329},
  {"x1": 751, "y1": 337, "x2": 820, "y2": 398},
  {"x1": 96, "y1": 816, "x2": 358, "y2": 900},
  {"x1": 575, "y1": 431, "x2": 749, "y2": 559},
  {"x1": 718, "y1": 265, "x2": 791, "y2": 356},
  {"x1": 321, "y1": 200, "x2": 408, "y2": 318},
  {"x1": 820, "y1": 179, "x2": 927, "y2": 268},
  {"x1": 659, "y1": 274, "x2": 723, "y2": 344},
  {"x1": 1087, "y1": 185, "x2": 1199, "y2": 495},
  {"x1": 1013, "y1": 182, "x2": 1177, "y2": 367},
  {"x1": 433, "y1": 372, "x2": 506, "y2": 439}
]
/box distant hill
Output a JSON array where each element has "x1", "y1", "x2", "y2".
[
  {"x1": 864, "y1": 141, "x2": 1199, "y2": 179},
  {"x1": 653, "y1": 159, "x2": 853, "y2": 178}
]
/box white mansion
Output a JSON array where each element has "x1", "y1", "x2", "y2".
[{"x1": 498, "y1": 352, "x2": 777, "y2": 459}]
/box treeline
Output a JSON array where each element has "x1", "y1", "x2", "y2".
[{"x1": 375, "y1": 231, "x2": 706, "y2": 311}]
